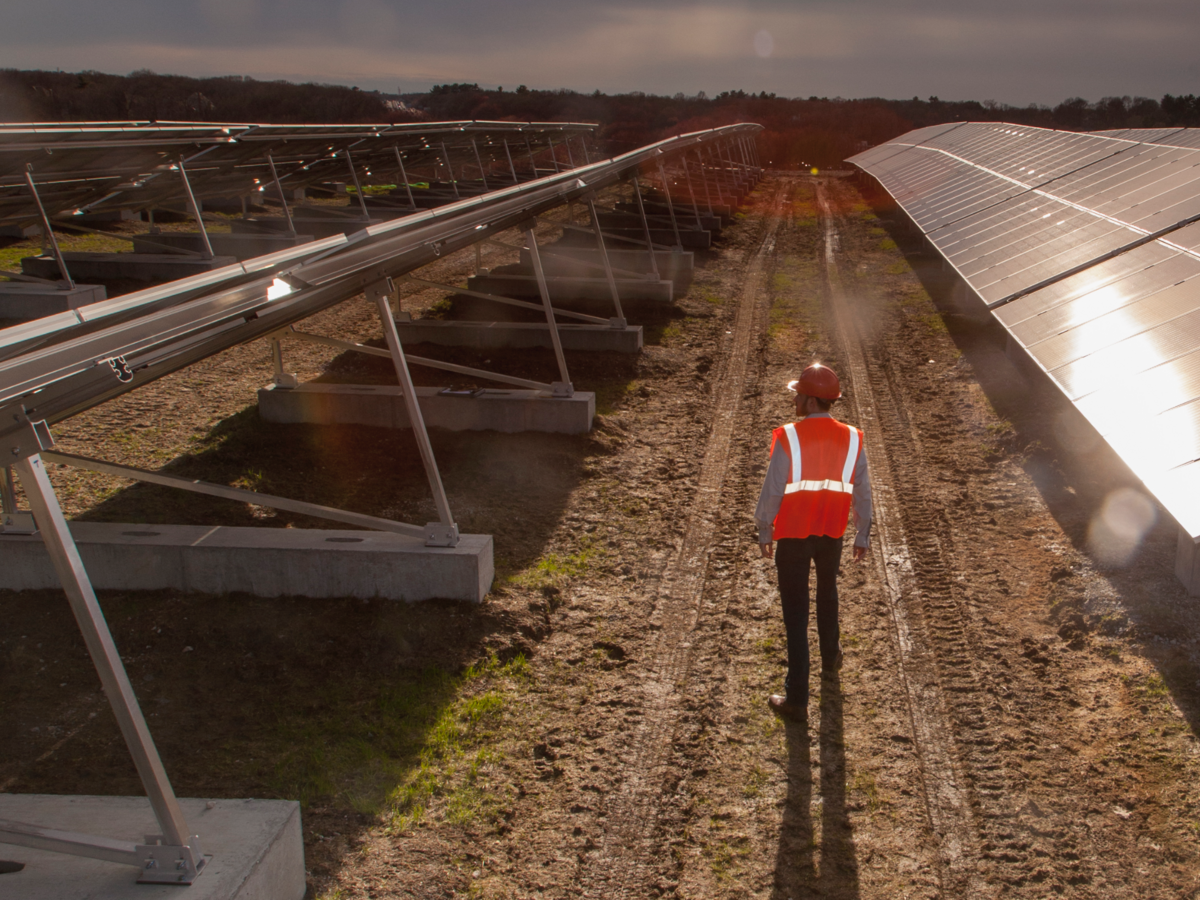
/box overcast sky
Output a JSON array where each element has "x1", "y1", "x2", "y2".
[{"x1": 4, "y1": 0, "x2": 1198, "y2": 105}]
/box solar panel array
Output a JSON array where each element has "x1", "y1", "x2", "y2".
[
  {"x1": 848, "y1": 124, "x2": 1200, "y2": 540},
  {"x1": 0, "y1": 120, "x2": 597, "y2": 228}
]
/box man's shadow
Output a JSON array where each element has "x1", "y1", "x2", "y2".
[{"x1": 772, "y1": 676, "x2": 861, "y2": 900}]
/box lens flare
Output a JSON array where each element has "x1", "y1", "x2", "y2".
[
  {"x1": 753, "y1": 29, "x2": 774, "y2": 58},
  {"x1": 1088, "y1": 487, "x2": 1157, "y2": 567}
]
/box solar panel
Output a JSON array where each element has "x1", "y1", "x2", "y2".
[{"x1": 848, "y1": 122, "x2": 1200, "y2": 546}]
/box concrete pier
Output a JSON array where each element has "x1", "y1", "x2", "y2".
[
  {"x1": 596, "y1": 211, "x2": 722, "y2": 233},
  {"x1": 0, "y1": 283, "x2": 107, "y2": 320},
  {"x1": 21, "y1": 253, "x2": 238, "y2": 283},
  {"x1": 131, "y1": 232, "x2": 314, "y2": 260},
  {"x1": 259, "y1": 382, "x2": 595, "y2": 435},
  {"x1": 0, "y1": 522, "x2": 493, "y2": 602},
  {"x1": 396, "y1": 319, "x2": 643, "y2": 353},
  {"x1": 587, "y1": 227, "x2": 711, "y2": 250},
  {"x1": 466, "y1": 273, "x2": 673, "y2": 304},
  {"x1": 519, "y1": 246, "x2": 694, "y2": 289},
  {"x1": 0, "y1": 794, "x2": 304, "y2": 900}
]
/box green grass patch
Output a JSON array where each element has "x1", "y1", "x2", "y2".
[
  {"x1": 269, "y1": 652, "x2": 529, "y2": 829},
  {"x1": 510, "y1": 542, "x2": 601, "y2": 591},
  {"x1": 878, "y1": 238, "x2": 898, "y2": 251}
]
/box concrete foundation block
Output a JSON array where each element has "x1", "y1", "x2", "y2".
[
  {"x1": 520, "y1": 246, "x2": 693, "y2": 289},
  {"x1": 466, "y1": 273, "x2": 673, "y2": 304},
  {"x1": 21, "y1": 253, "x2": 238, "y2": 283},
  {"x1": 0, "y1": 794, "x2": 304, "y2": 900},
  {"x1": 259, "y1": 383, "x2": 594, "y2": 435},
  {"x1": 0, "y1": 522, "x2": 494, "y2": 602},
  {"x1": 131, "y1": 233, "x2": 314, "y2": 261},
  {"x1": 591, "y1": 227, "x2": 710, "y2": 249},
  {"x1": 1177, "y1": 528, "x2": 1200, "y2": 596},
  {"x1": 0, "y1": 283, "x2": 107, "y2": 319},
  {"x1": 396, "y1": 320, "x2": 642, "y2": 353}
]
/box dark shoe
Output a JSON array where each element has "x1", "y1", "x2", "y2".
[
  {"x1": 768, "y1": 694, "x2": 807, "y2": 724},
  {"x1": 822, "y1": 647, "x2": 844, "y2": 674}
]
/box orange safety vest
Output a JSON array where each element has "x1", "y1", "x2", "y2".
[{"x1": 770, "y1": 417, "x2": 862, "y2": 541}]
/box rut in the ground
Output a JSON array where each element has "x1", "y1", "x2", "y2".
[
  {"x1": 574, "y1": 184, "x2": 787, "y2": 897},
  {"x1": 819, "y1": 178, "x2": 1097, "y2": 894}
]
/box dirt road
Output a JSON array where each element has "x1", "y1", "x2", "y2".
[{"x1": 6, "y1": 173, "x2": 1200, "y2": 898}]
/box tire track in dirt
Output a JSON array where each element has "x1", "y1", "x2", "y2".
[
  {"x1": 575, "y1": 182, "x2": 787, "y2": 897},
  {"x1": 815, "y1": 181, "x2": 990, "y2": 897},
  {"x1": 822, "y1": 177, "x2": 1102, "y2": 894}
]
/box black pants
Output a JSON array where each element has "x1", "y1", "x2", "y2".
[{"x1": 775, "y1": 535, "x2": 843, "y2": 702}]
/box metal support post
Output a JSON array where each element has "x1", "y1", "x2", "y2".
[
  {"x1": 369, "y1": 281, "x2": 459, "y2": 546},
  {"x1": 681, "y1": 156, "x2": 703, "y2": 228},
  {"x1": 696, "y1": 150, "x2": 715, "y2": 217},
  {"x1": 523, "y1": 222, "x2": 574, "y2": 395},
  {"x1": 580, "y1": 134, "x2": 591, "y2": 165},
  {"x1": 7, "y1": 423, "x2": 207, "y2": 883},
  {"x1": 656, "y1": 160, "x2": 683, "y2": 250},
  {"x1": 394, "y1": 147, "x2": 418, "y2": 210},
  {"x1": 440, "y1": 142, "x2": 460, "y2": 199},
  {"x1": 23, "y1": 165, "x2": 75, "y2": 289},
  {"x1": 177, "y1": 157, "x2": 214, "y2": 259},
  {"x1": 474, "y1": 242, "x2": 484, "y2": 275},
  {"x1": 266, "y1": 152, "x2": 296, "y2": 237},
  {"x1": 631, "y1": 176, "x2": 661, "y2": 280},
  {"x1": 525, "y1": 136, "x2": 538, "y2": 179},
  {"x1": 586, "y1": 194, "x2": 626, "y2": 325},
  {"x1": 707, "y1": 146, "x2": 727, "y2": 207},
  {"x1": 564, "y1": 135, "x2": 576, "y2": 169},
  {"x1": 503, "y1": 139, "x2": 519, "y2": 184},
  {"x1": 269, "y1": 335, "x2": 296, "y2": 387},
  {"x1": 344, "y1": 149, "x2": 371, "y2": 222},
  {"x1": 471, "y1": 139, "x2": 490, "y2": 191}
]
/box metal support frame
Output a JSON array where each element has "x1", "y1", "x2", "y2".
[
  {"x1": 287, "y1": 327, "x2": 558, "y2": 392},
  {"x1": 404, "y1": 271, "x2": 608, "y2": 324},
  {"x1": 681, "y1": 156, "x2": 703, "y2": 228},
  {"x1": 266, "y1": 151, "x2": 297, "y2": 237},
  {"x1": 177, "y1": 157, "x2": 214, "y2": 260},
  {"x1": 440, "y1": 142, "x2": 460, "y2": 200},
  {"x1": 343, "y1": 148, "x2": 372, "y2": 222},
  {"x1": 707, "y1": 145, "x2": 727, "y2": 207},
  {"x1": 631, "y1": 175, "x2": 662, "y2": 280},
  {"x1": 1, "y1": 464, "x2": 14, "y2": 513},
  {"x1": 655, "y1": 159, "x2": 683, "y2": 250},
  {"x1": 503, "y1": 140, "x2": 519, "y2": 184},
  {"x1": 585, "y1": 194, "x2": 627, "y2": 324},
  {"x1": 523, "y1": 221, "x2": 573, "y2": 396},
  {"x1": 696, "y1": 149, "x2": 715, "y2": 217},
  {"x1": 23, "y1": 165, "x2": 75, "y2": 289},
  {"x1": 548, "y1": 139, "x2": 562, "y2": 174},
  {"x1": 482, "y1": 236, "x2": 653, "y2": 282},
  {"x1": 470, "y1": 139, "x2": 490, "y2": 192},
  {"x1": 579, "y1": 135, "x2": 591, "y2": 165},
  {"x1": 524, "y1": 136, "x2": 538, "y2": 179},
  {"x1": 564, "y1": 136, "x2": 576, "y2": 169},
  {"x1": 41, "y1": 450, "x2": 426, "y2": 538},
  {"x1": 0, "y1": 417, "x2": 208, "y2": 884},
  {"x1": 368, "y1": 280, "x2": 459, "y2": 546},
  {"x1": 394, "y1": 147, "x2": 418, "y2": 210}
]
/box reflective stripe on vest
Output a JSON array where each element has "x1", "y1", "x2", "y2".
[{"x1": 781, "y1": 421, "x2": 858, "y2": 497}]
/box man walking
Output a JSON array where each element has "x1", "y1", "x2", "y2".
[{"x1": 754, "y1": 362, "x2": 872, "y2": 724}]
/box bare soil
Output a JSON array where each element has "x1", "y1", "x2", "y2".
[{"x1": 5, "y1": 173, "x2": 1200, "y2": 899}]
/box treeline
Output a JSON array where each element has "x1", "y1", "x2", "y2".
[
  {"x1": 414, "y1": 85, "x2": 1200, "y2": 167},
  {"x1": 0, "y1": 69, "x2": 408, "y2": 124},
  {"x1": 5, "y1": 69, "x2": 1200, "y2": 167}
]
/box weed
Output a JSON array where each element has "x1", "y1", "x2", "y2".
[
  {"x1": 878, "y1": 238, "x2": 898, "y2": 251},
  {"x1": 742, "y1": 765, "x2": 769, "y2": 798},
  {"x1": 886, "y1": 261, "x2": 909, "y2": 275},
  {"x1": 755, "y1": 637, "x2": 777, "y2": 657},
  {"x1": 510, "y1": 542, "x2": 600, "y2": 591},
  {"x1": 850, "y1": 768, "x2": 881, "y2": 813}
]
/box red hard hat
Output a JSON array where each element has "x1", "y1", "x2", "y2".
[{"x1": 788, "y1": 363, "x2": 841, "y2": 400}]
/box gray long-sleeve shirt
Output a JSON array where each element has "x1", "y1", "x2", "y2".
[{"x1": 753, "y1": 413, "x2": 873, "y2": 548}]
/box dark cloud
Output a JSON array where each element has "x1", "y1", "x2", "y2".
[{"x1": 3, "y1": 0, "x2": 1198, "y2": 104}]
